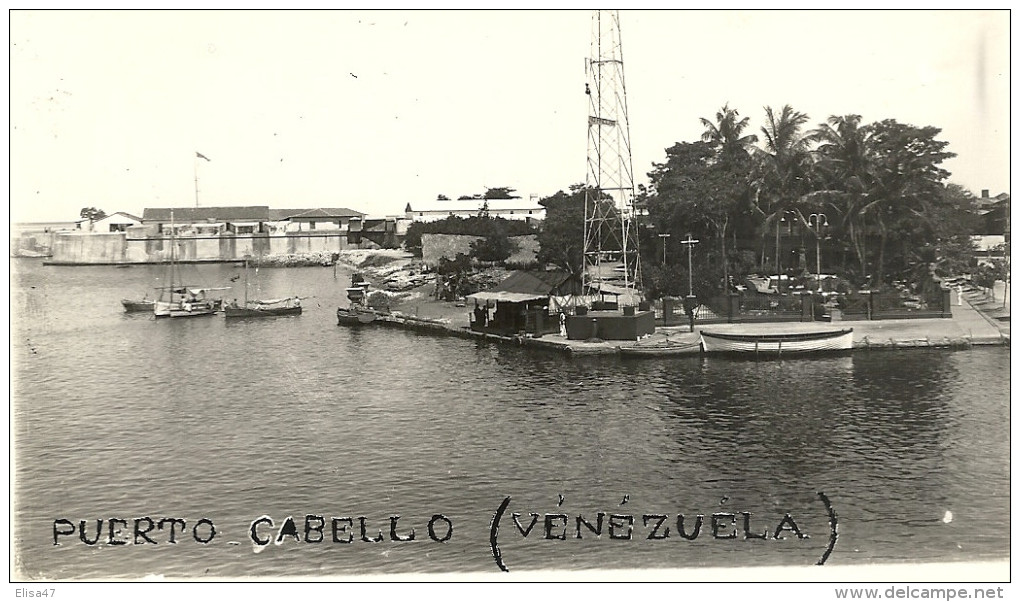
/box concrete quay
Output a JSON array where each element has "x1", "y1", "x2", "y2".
[{"x1": 360, "y1": 292, "x2": 1009, "y2": 356}]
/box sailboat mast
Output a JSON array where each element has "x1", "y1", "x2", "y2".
[
  {"x1": 244, "y1": 258, "x2": 249, "y2": 305},
  {"x1": 255, "y1": 253, "x2": 262, "y2": 302},
  {"x1": 170, "y1": 209, "x2": 176, "y2": 299}
]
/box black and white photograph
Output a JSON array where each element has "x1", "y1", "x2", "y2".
[{"x1": 9, "y1": 8, "x2": 1011, "y2": 593}]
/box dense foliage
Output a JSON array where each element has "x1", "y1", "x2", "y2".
[
  {"x1": 403, "y1": 213, "x2": 534, "y2": 257},
  {"x1": 406, "y1": 107, "x2": 995, "y2": 302},
  {"x1": 535, "y1": 184, "x2": 620, "y2": 276},
  {"x1": 79, "y1": 207, "x2": 107, "y2": 223},
  {"x1": 633, "y1": 103, "x2": 981, "y2": 299}
]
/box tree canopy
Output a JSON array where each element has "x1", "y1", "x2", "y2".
[
  {"x1": 80, "y1": 207, "x2": 107, "y2": 222},
  {"x1": 403, "y1": 214, "x2": 533, "y2": 257},
  {"x1": 631, "y1": 103, "x2": 971, "y2": 298},
  {"x1": 536, "y1": 184, "x2": 620, "y2": 276}
]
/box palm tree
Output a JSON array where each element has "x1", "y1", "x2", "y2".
[
  {"x1": 806, "y1": 114, "x2": 875, "y2": 281},
  {"x1": 758, "y1": 104, "x2": 812, "y2": 190},
  {"x1": 700, "y1": 103, "x2": 758, "y2": 159},
  {"x1": 698, "y1": 104, "x2": 758, "y2": 292},
  {"x1": 752, "y1": 105, "x2": 812, "y2": 273}
]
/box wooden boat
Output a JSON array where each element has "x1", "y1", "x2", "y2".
[
  {"x1": 337, "y1": 273, "x2": 376, "y2": 325},
  {"x1": 699, "y1": 328, "x2": 853, "y2": 356},
  {"x1": 619, "y1": 338, "x2": 702, "y2": 358},
  {"x1": 225, "y1": 297, "x2": 303, "y2": 318},
  {"x1": 153, "y1": 211, "x2": 229, "y2": 318},
  {"x1": 155, "y1": 287, "x2": 225, "y2": 318},
  {"x1": 121, "y1": 298, "x2": 155, "y2": 312},
  {"x1": 336, "y1": 306, "x2": 377, "y2": 325},
  {"x1": 223, "y1": 258, "x2": 303, "y2": 318}
]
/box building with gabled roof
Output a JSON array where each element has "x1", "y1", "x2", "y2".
[
  {"x1": 76, "y1": 211, "x2": 143, "y2": 233},
  {"x1": 276, "y1": 207, "x2": 365, "y2": 232}
]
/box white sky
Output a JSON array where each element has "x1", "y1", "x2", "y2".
[{"x1": 8, "y1": 9, "x2": 1011, "y2": 223}]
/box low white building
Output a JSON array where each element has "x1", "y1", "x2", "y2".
[
  {"x1": 266, "y1": 207, "x2": 365, "y2": 233},
  {"x1": 405, "y1": 197, "x2": 545, "y2": 223}
]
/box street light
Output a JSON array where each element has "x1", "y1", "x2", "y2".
[
  {"x1": 776, "y1": 211, "x2": 795, "y2": 294},
  {"x1": 808, "y1": 213, "x2": 829, "y2": 292},
  {"x1": 680, "y1": 234, "x2": 699, "y2": 297},
  {"x1": 658, "y1": 232, "x2": 671, "y2": 265}
]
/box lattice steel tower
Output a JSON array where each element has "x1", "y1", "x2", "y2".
[{"x1": 583, "y1": 10, "x2": 641, "y2": 306}]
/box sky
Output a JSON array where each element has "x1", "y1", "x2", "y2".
[{"x1": 8, "y1": 9, "x2": 1012, "y2": 224}]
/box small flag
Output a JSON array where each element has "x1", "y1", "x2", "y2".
[{"x1": 196, "y1": 151, "x2": 211, "y2": 161}]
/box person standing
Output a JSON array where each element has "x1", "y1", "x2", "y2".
[{"x1": 683, "y1": 294, "x2": 698, "y2": 333}]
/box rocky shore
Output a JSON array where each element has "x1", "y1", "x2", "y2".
[
  {"x1": 332, "y1": 249, "x2": 511, "y2": 323},
  {"x1": 256, "y1": 251, "x2": 338, "y2": 267}
]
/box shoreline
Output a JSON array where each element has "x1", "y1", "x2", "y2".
[
  {"x1": 334, "y1": 251, "x2": 1009, "y2": 356},
  {"x1": 351, "y1": 310, "x2": 1007, "y2": 356}
]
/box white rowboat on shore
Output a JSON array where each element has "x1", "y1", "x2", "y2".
[{"x1": 700, "y1": 328, "x2": 853, "y2": 356}]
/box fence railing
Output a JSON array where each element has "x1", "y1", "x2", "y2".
[{"x1": 659, "y1": 287, "x2": 951, "y2": 325}]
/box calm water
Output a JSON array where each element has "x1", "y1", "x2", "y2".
[{"x1": 11, "y1": 259, "x2": 1011, "y2": 578}]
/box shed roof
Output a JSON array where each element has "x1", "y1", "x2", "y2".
[{"x1": 489, "y1": 270, "x2": 576, "y2": 296}]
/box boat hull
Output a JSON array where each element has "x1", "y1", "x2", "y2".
[
  {"x1": 225, "y1": 305, "x2": 302, "y2": 318},
  {"x1": 121, "y1": 299, "x2": 155, "y2": 312},
  {"x1": 155, "y1": 300, "x2": 220, "y2": 318},
  {"x1": 337, "y1": 307, "x2": 377, "y2": 325},
  {"x1": 619, "y1": 340, "x2": 703, "y2": 358},
  {"x1": 700, "y1": 329, "x2": 853, "y2": 356}
]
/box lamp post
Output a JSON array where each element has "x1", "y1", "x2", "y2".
[
  {"x1": 680, "y1": 234, "x2": 699, "y2": 297},
  {"x1": 808, "y1": 213, "x2": 829, "y2": 292},
  {"x1": 776, "y1": 211, "x2": 794, "y2": 294},
  {"x1": 658, "y1": 232, "x2": 671, "y2": 265}
]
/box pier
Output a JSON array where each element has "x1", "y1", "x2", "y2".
[{"x1": 349, "y1": 290, "x2": 1008, "y2": 356}]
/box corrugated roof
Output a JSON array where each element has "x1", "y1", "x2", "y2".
[
  {"x1": 143, "y1": 206, "x2": 270, "y2": 222},
  {"x1": 144, "y1": 206, "x2": 365, "y2": 222}
]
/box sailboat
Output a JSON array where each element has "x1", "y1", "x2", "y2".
[
  {"x1": 153, "y1": 212, "x2": 229, "y2": 318},
  {"x1": 224, "y1": 257, "x2": 303, "y2": 318}
]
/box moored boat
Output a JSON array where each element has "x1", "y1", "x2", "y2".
[
  {"x1": 337, "y1": 272, "x2": 377, "y2": 325},
  {"x1": 223, "y1": 258, "x2": 304, "y2": 319},
  {"x1": 152, "y1": 211, "x2": 229, "y2": 318},
  {"x1": 154, "y1": 287, "x2": 224, "y2": 318},
  {"x1": 121, "y1": 298, "x2": 155, "y2": 312},
  {"x1": 619, "y1": 338, "x2": 702, "y2": 358},
  {"x1": 225, "y1": 297, "x2": 303, "y2": 318},
  {"x1": 699, "y1": 328, "x2": 853, "y2": 356},
  {"x1": 336, "y1": 306, "x2": 377, "y2": 325}
]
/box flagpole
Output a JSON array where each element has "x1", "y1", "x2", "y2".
[{"x1": 194, "y1": 154, "x2": 200, "y2": 207}]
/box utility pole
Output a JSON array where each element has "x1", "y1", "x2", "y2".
[
  {"x1": 680, "y1": 234, "x2": 699, "y2": 297},
  {"x1": 658, "y1": 232, "x2": 670, "y2": 265}
]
